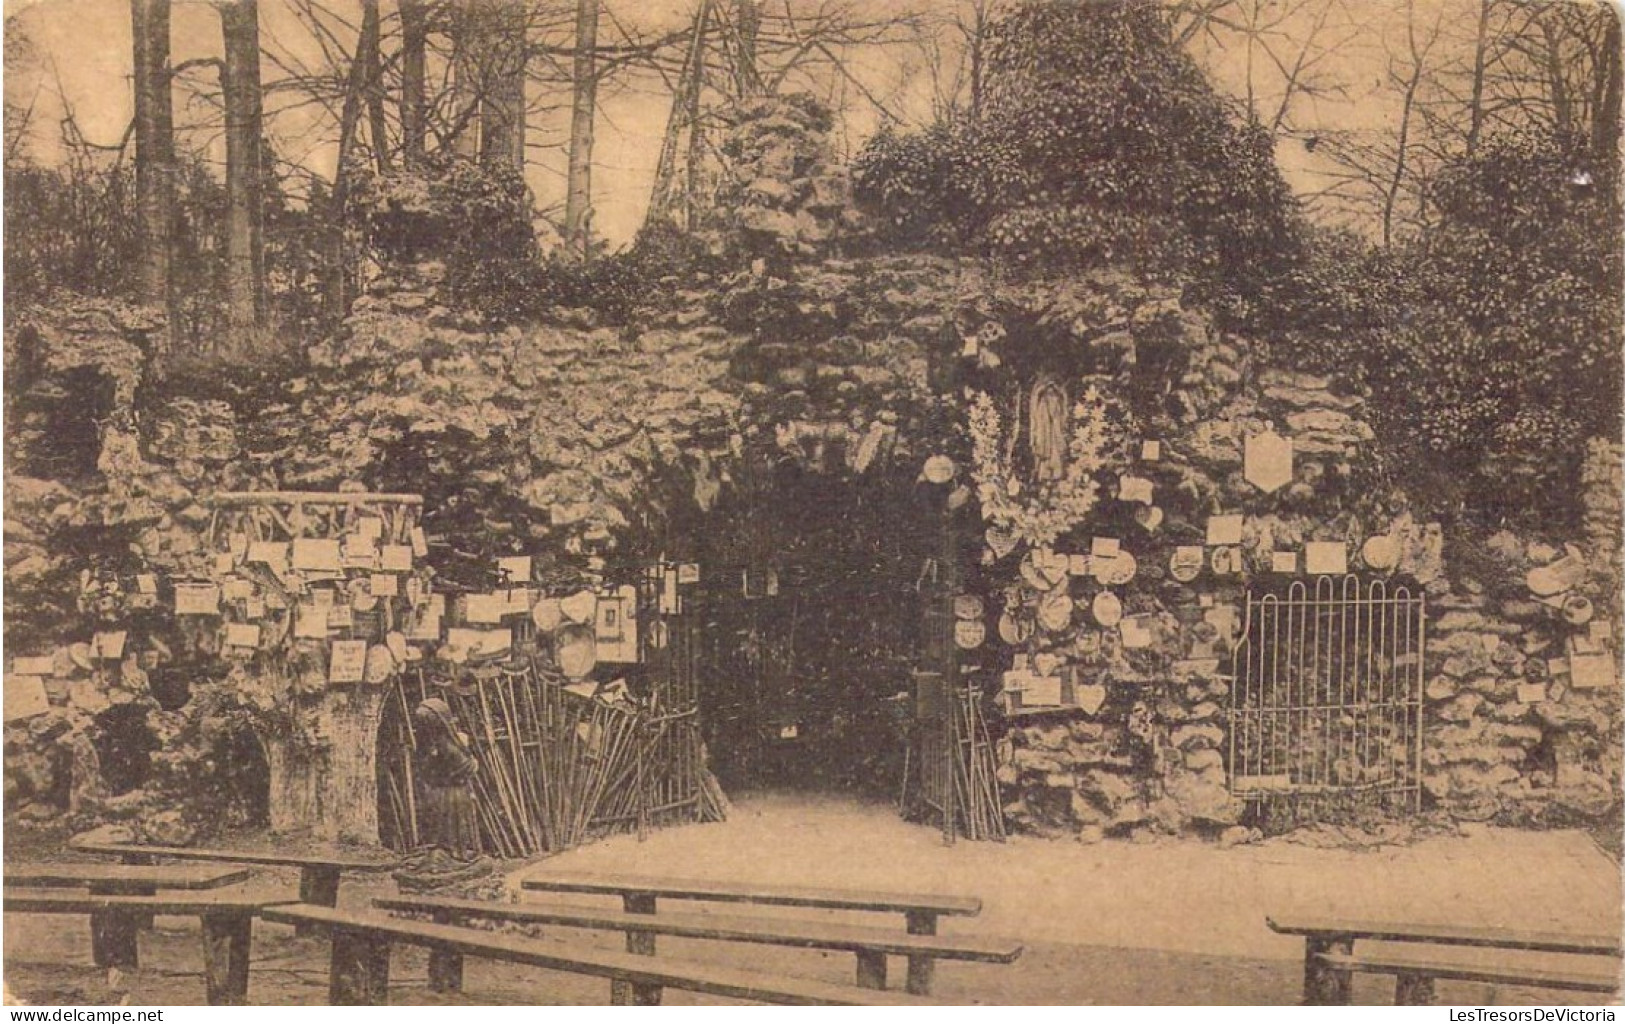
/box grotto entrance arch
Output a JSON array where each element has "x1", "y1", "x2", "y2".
[{"x1": 688, "y1": 455, "x2": 951, "y2": 800}]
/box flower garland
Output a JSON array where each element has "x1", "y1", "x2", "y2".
[{"x1": 967, "y1": 383, "x2": 1114, "y2": 549}]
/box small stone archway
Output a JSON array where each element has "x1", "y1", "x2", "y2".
[
  {"x1": 91, "y1": 704, "x2": 158, "y2": 796},
  {"x1": 203, "y1": 720, "x2": 272, "y2": 832}
]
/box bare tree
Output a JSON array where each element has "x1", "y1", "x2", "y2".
[
  {"x1": 909, "y1": 0, "x2": 995, "y2": 122},
  {"x1": 478, "y1": 1, "x2": 528, "y2": 172},
  {"x1": 131, "y1": 0, "x2": 175, "y2": 322},
  {"x1": 734, "y1": 0, "x2": 763, "y2": 98},
  {"x1": 1464, "y1": 0, "x2": 1494, "y2": 154},
  {"x1": 448, "y1": 5, "x2": 483, "y2": 158},
  {"x1": 3, "y1": 17, "x2": 41, "y2": 165},
  {"x1": 1379, "y1": 1, "x2": 1443, "y2": 245},
  {"x1": 1593, "y1": 4, "x2": 1622, "y2": 164},
  {"x1": 399, "y1": 0, "x2": 429, "y2": 165},
  {"x1": 563, "y1": 0, "x2": 599, "y2": 258},
  {"x1": 1171, "y1": 0, "x2": 1358, "y2": 137},
  {"x1": 1307, "y1": 0, "x2": 1447, "y2": 244},
  {"x1": 1497, "y1": 0, "x2": 1622, "y2": 148},
  {"x1": 219, "y1": 0, "x2": 266, "y2": 332},
  {"x1": 362, "y1": 0, "x2": 390, "y2": 172}
]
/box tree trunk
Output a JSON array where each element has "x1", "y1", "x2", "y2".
[
  {"x1": 1383, "y1": 66, "x2": 1422, "y2": 247},
  {"x1": 219, "y1": 0, "x2": 265, "y2": 334},
  {"x1": 734, "y1": 0, "x2": 760, "y2": 98},
  {"x1": 362, "y1": 0, "x2": 391, "y2": 172},
  {"x1": 1539, "y1": 11, "x2": 1573, "y2": 138},
  {"x1": 563, "y1": 0, "x2": 599, "y2": 259},
  {"x1": 643, "y1": 0, "x2": 708, "y2": 234},
  {"x1": 265, "y1": 689, "x2": 383, "y2": 844},
  {"x1": 400, "y1": 0, "x2": 428, "y2": 165},
  {"x1": 968, "y1": 1, "x2": 987, "y2": 120},
  {"x1": 323, "y1": 0, "x2": 375, "y2": 324},
  {"x1": 448, "y1": 6, "x2": 482, "y2": 159},
  {"x1": 479, "y1": 1, "x2": 527, "y2": 173},
  {"x1": 131, "y1": 0, "x2": 174, "y2": 333},
  {"x1": 1466, "y1": 0, "x2": 1493, "y2": 154},
  {"x1": 1592, "y1": 4, "x2": 1621, "y2": 164},
  {"x1": 684, "y1": 17, "x2": 705, "y2": 233}
]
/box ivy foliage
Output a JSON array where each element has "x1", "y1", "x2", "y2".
[
  {"x1": 350, "y1": 159, "x2": 723, "y2": 327},
  {"x1": 1361, "y1": 130, "x2": 1623, "y2": 519},
  {"x1": 851, "y1": 0, "x2": 1299, "y2": 314}
]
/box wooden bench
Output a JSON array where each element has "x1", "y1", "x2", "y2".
[
  {"x1": 261, "y1": 903, "x2": 937, "y2": 1006},
  {"x1": 373, "y1": 894, "x2": 1021, "y2": 995},
  {"x1": 1268, "y1": 915, "x2": 1623, "y2": 1004},
  {"x1": 6, "y1": 862, "x2": 254, "y2": 968},
  {"x1": 5, "y1": 864, "x2": 253, "y2": 971},
  {"x1": 3, "y1": 889, "x2": 293, "y2": 1003},
  {"x1": 521, "y1": 872, "x2": 983, "y2": 995},
  {"x1": 69, "y1": 839, "x2": 395, "y2": 913}
]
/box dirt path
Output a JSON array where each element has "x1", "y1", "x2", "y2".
[
  {"x1": 4, "y1": 793, "x2": 1620, "y2": 1005},
  {"x1": 526, "y1": 792, "x2": 1622, "y2": 961}
]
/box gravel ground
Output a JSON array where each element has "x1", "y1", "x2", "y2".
[{"x1": 4, "y1": 793, "x2": 1620, "y2": 1005}]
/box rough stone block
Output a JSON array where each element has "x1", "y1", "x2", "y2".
[
  {"x1": 1184, "y1": 747, "x2": 1224, "y2": 772},
  {"x1": 1171, "y1": 723, "x2": 1224, "y2": 750},
  {"x1": 1167, "y1": 772, "x2": 1243, "y2": 826}
]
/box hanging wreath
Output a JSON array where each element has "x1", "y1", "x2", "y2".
[{"x1": 967, "y1": 383, "x2": 1115, "y2": 549}]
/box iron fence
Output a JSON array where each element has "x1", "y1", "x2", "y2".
[{"x1": 1227, "y1": 576, "x2": 1426, "y2": 815}]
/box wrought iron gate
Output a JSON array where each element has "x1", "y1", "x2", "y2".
[
  {"x1": 623, "y1": 562, "x2": 710, "y2": 834},
  {"x1": 900, "y1": 561, "x2": 1005, "y2": 843},
  {"x1": 1227, "y1": 576, "x2": 1426, "y2": 815}
]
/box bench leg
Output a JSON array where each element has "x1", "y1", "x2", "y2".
[
  {"x1": 298, "y1": 867, "x2": 342, "y2": 937},
  {"x1": 90, "y1": 910, "x2": 140, "y2": 970},
  {"x1": 89, "y1": 881, "x2": 153, "y2": 958},
  {"x1": 614, "y1": 894, "x2": 658, "y2": 1005},
  {"x1": 119, "y1": 857, "x2": 158, "y2": 931},
  {"x1": 427, "y1": 911, "x2": 465, "y2": 993},
  {"x1": 1304, "y1": 937, "x2": 1354, "y2": 1005},
  {"x1": 201, "y1": 912, "x2": 253, "y2": 1006},
  {"x1": 1395, "y1": 972, "x2": 1436, "y2": 1005},
  {"x1": 856, "y1": 950, "x2": 888, "y2": 990},
  {"x1": 330, "y1": 928, "x2": 391, "y2": 1005},
  {"x1": 632, "y1": 983, "x2": 663, "y2": 1005},
  {"x1": 904, "y1": 910, "x2": 937, "y2": 996},
  {"x1": 610, "y1": 981, "x2": 663, "y2": 1005},
  {"x1": 428, "y1": 949, "x2": 464, "y2": 993}
]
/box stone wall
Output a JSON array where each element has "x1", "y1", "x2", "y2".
[
  {"x1": 990, "y1": 333, "x2": 1432, "y2": 839},
  {"x1": 703, "y1": 254, "x2": 1622, "y2": 841},
  {"x1": 6, "y1": 221, "x2": 1617, "y2": 848},
  {"x1": 986, "y1": 334, "x2": 1621, "y2": 840},
  {"x1": 1418, "y1": 453, "x2": 1622, "y2": 826}
]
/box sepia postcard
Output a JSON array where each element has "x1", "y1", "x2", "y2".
[{"x1": 2, "y1": 0, "x2": 1621, "y2": 1008}]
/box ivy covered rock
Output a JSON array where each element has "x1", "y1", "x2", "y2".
[
  {"x1": 705, "y1": 93, "x2": 858, "y2": 259},
  {"x1": 852, "y1": 0, "x2": 1299, "y2": 314}
]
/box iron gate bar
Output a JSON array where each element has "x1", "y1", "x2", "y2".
[{"x1": 1227, "y1": 576, "x2": 1426, "y2": 813}]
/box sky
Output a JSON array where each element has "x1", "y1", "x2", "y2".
[{"x1": 2, "y1": 0, "x2": 1505, "y2": 247}]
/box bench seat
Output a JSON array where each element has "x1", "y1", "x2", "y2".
[
  {"x1": 519, "y1": 872, "x2": 981, "y2": 917},
  {"x1": 1316, "y1": 949, "x2": 1621, "y2": 1002},
  {"x1": 4, "y1": 888, "x2": 293, "y2": 1004},
  {"x1": 2, "y1": 890, "x2": 288, "y2": 915},
  {"x1": 68, "y1": 840, "x2": 394, "y2": 917},
  {"x1": 373, "y1": 894, "x2": 1021, "y2": 992},
  {"x1": 520, "y1": 871, "x2": 983, "y2": 993},
  {"x1": 1268, "y1": 916, "x2": 1622, "y2": 956},
  {"x1": 261, "y1": 902, "x2": 938, "y2": 1006},
  {"x1": 68, "y1": 840, "x2": 395, "y2": 873},
  {"x1": 4, "y1": 864, "x2": 251, "y2": 892},
  {"x1": 1267, "y1": 914, "x2": 1623, "y2": 1005}
]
